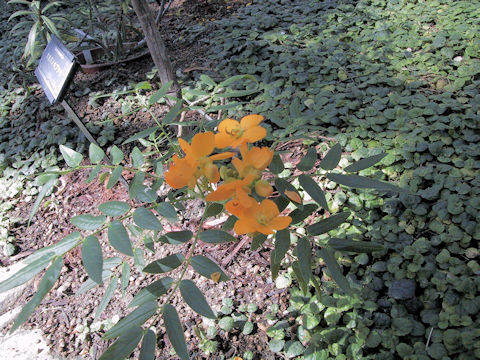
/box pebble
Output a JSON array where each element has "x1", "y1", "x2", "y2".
[{"x1": 388, "y1": 279, "x2": 416, "y2": 300}]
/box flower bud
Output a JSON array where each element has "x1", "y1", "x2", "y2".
[{"x1": 255, "y1": 180, "x2": 273, "y2": 197}]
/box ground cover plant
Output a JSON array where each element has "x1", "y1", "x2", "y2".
[{"x1": 0, "y1": 0, "x2": 479, "y2": 359}]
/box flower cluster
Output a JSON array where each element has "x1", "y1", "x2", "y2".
[{"x1": 165, "y1": 115, "x2": 291, "y2": 236}]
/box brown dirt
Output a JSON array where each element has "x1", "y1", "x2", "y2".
[{"x1": 1, "y1": 1, "x2": 298, "y2": 359}]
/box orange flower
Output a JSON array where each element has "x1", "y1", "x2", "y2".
[
  {"x1": 205, "y1": 174, "x2": 256, "y2": 207},
  {"x1": 215, "y1": 115, "x2": 267, "y2": 149},
  {"x1": 233, "y1": 144, "x2": 273, "y2": 179},
  {"x1": 229, "y1": 199, "x2": 291, "y2": 235},
  {"x1": 165, "y1": 132, "x2": 234, "y2": 189},
  {"x1": 255, "y1": 180, "x2": 273, "y2": 197}
]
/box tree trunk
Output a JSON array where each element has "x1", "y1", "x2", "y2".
[{"x1": 131, "y1": 0, "x2": 179, "y2": 96}]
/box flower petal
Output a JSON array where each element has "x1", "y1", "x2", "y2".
[
  {"x1": 240, "y1": 114, "x2": 264, "y2": 129},
  {"x1": 269, "y1": 216, "x2": 292, "y2": 231},
  {"x1": 178, "y1": 138, "x2": 191, "y2": 156},
  {"x1": 259, "y1": 199, "x2": 280, "y2": 218},
  {"x1": 243, "y1": 126, "x2": 267, "y2": 144},
  {"x1": 191, "y1": 132, "x2": 215, "y2": 158},
  {"x1": 234, "y1": 217, "x2": 256, "y2": 235},
  {"x1": 209, "y1": 152, "x2": 235, "y2": 161},
  {"x1": 218, "y1": 118, "x2": 241, "y2": 133},
  {"x1": 215, "y1": 132, "x2": 234, "y2": 149}
]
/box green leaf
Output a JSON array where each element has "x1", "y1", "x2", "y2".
[
  {"x1": 99, "y1": 201, "x2": 131, "y2": 217},
  {"x1": 275, "y1": 178, "x2": 302, "y2": 207},
  {"x1": 328, "y1": 238, "x2": 383, "y2": 253},
  {"x1": 144, "y1": 236, "x2": 155, "y2": 252},
  {"x1": 128, "y1": 277, "x2": 173, "y2": 308},
  {"x1": 71, "y1": 214, "x2": 106, "y2": 231},
  {"x1": 155, "y1": 203, "x2": 178, "y2": 222},
  {"x1": 344, "y1": 153, "x2": 387, "y2": 172},
  {"x1": 131, "y1": 147, "x2": 144, "y2": 168},
  {"x1": 203, "y1": 203, "x2": 223, "y2": 218},
  {"x1": 289, "y1": 204, "x2": 318, "y2": 225},
  {"x1": 327, "y1": 173, "x2": 408, "y2": 193},
  {"x1": 89, "y1": 143, "x2": 105, "y2": 164},
  {"x1": 104, "y1": 301, "x2": 158, "y2": 340},
  {"x1": 59, "y1": 145, "x2": 83, "y2": 167},
  {"x1": 129, "y1": 174, "x2": 157, "y2": 203},
  {"x1": 215, "y1": 88, "x2": 260, "y2": 98},
  {"x1": 199, "y1": 229, "x2": 236, "y2": 244},
  {"x1": 0, "y1": 252, "x2": 54, "y2": 293},
  {"x1": 123, "y1": 126, "x2": 159, "y2": 145},
  {"x1": 219, "y1": 74, "x2": 257, "y2": 87},
  {"x1": 76, "y1": 270, "x2": 113, "y2": 294},
  {"x1": 148, "y1": 80, "x2": 173, "y2": 105},
  {"x1": 269, "y1": 154, "x2": 284, "y2": 174},
  {"x1": 296, "y1": 238, "x2": 311, "y2": 283},
  {"x1": 271, "y1": 229, "x2": 291, "y2": 279},
  {"x1": 108, "y1": 220, "x2": 134, "y2": 256},
  {"x1": 121, "y1": 263, "x2": 130, "y2": 298},
  {"x1": 307, "y1": 212, "x2": 350, "y2": 236},
  {"x1": 159, "y1": 231, "x2": 193, "y2": 245},
  {"x1": 292, "y1": 260, "x2": 308, "y2": 295},
  {"x1": 106, "y1": 166, "x2": 123, "y2": 189},
  {"x1": 298, "y1": 175, "x2": 329, "y2": 211},
  {"x1": 24, "y1": 232, "x2": 81, "y2": 264},
  {"x1": 133, "y1": 207, "x2": 163, "y2": 231},
  {"x1": 162, "y1": 304, "x2": 190, "y2": 360},
  {"x1": 143, "y1": 254, "x2": 185, "y2": 274},
  {"x1": 134, "y1": 248, "x2": 146, "y2": 272},
  {"x1": 163, "y1": 100, "x2": 184, "y2": 125},
  {"x1": 99, "y1": 326, "x2": 143, "y2": 360},
  {"x1": 28, "y1": 175, "x2": 57, "y2": 225},
  {"x1": 139, "y1": 329, "x2": 156, "y2": 360},
  {"x1": 320, "y1": 143, "x2": 342, "y2": 170},
  {"x1": 318, "y1": 248, "x2": 352, "y2": 295},
  {"x1": 180, "y1": 280, "x2": 216, "y2": 319},
  {"x1": 297, "y1": 148, "x2": 317, "y2": 171},
  {"x1": 250, "y1": 233, "x2": 267, "y2": 251},
  {"x1": 190, "y1": 255, "x2": 229, "y2": 282},
  {"x1": 110, "y1": 145, "x2": 124, "y2": 165},
  {"x1": 82, "y1": 236, "x2": 103, "y2": 284},
  {"x1": 200, "y1": 74, "x2": 217, "y2": 87},
  {"x1": 94, "y1": 276, "x2": 118, "y2": 321},
  {"x1": 86, "y1": 164, "x2": 102, "y2": 184},
  {"x1": 10, "y1": 257, "x2": 63, "y2": 333}
]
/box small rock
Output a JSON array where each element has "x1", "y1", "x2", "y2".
[{"x1": 388, "y1": 279, "x2": 416, "y2": 300}]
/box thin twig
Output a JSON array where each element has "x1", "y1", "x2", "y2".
[{"x1": 425, "y1": 327, "x2": 434, "y2": 350}]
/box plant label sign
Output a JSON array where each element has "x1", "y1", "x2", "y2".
[{"x1": 35, "y1": 35, "x2": 78, "y2": 104}]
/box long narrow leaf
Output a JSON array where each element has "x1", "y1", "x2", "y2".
[
  {"x1": 318, "y1": 248, "x2": 352, "y2": 295},
  {"x1": 162, "y1": 304, "x2": 189, "y2": 360},
  {"x1": 99, "y1": 326, "x2": 143, "y2": 360},
  {"x1": 10, "y1": 257, "x2": 63, "y2": 333},
  {"x1": 327, "y1": 173, "x2": 408, "y2": 193},
  {"x1": 103, "y1": 301, "x2": 157, "y2": 340},
  {"x1": 94, "y1": 276, "x2": 118, "y2": 321},
  {"x1": 179, "y1": 280, "x2": 216, "y2": 319},
  {"x1": 139, "y1": 329, "x2": 156, "y2": 360},
  {"x1": 307, "y1": 212, "x2": 350, "y2": 236}
]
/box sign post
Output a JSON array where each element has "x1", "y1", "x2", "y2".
[{"x1": 35, "y1": 35, "x2": 127, "y2": 187}]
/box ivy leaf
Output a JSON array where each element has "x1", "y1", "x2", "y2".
[
  {"x1": 82, "y1": 236, "x2": 103, "y2": 284},
  {"x1": 60, "y1": 145, "x2": 83, "y2": 167},
  {"x1": 71, "y1": 214, "x2": 106, "y2": 231},
  {"x1": 320, "y1": 143, "x2": 342, "y2": 170},
  {"x1": 179, "y1": 280, "x2": 216, "y2": 319},
  {"x1": 133, "y1": 207, "x2": 163, "y2": 231},
  {"x1": 162, "y1": 304, "x2": 190, "y2": 360}
]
